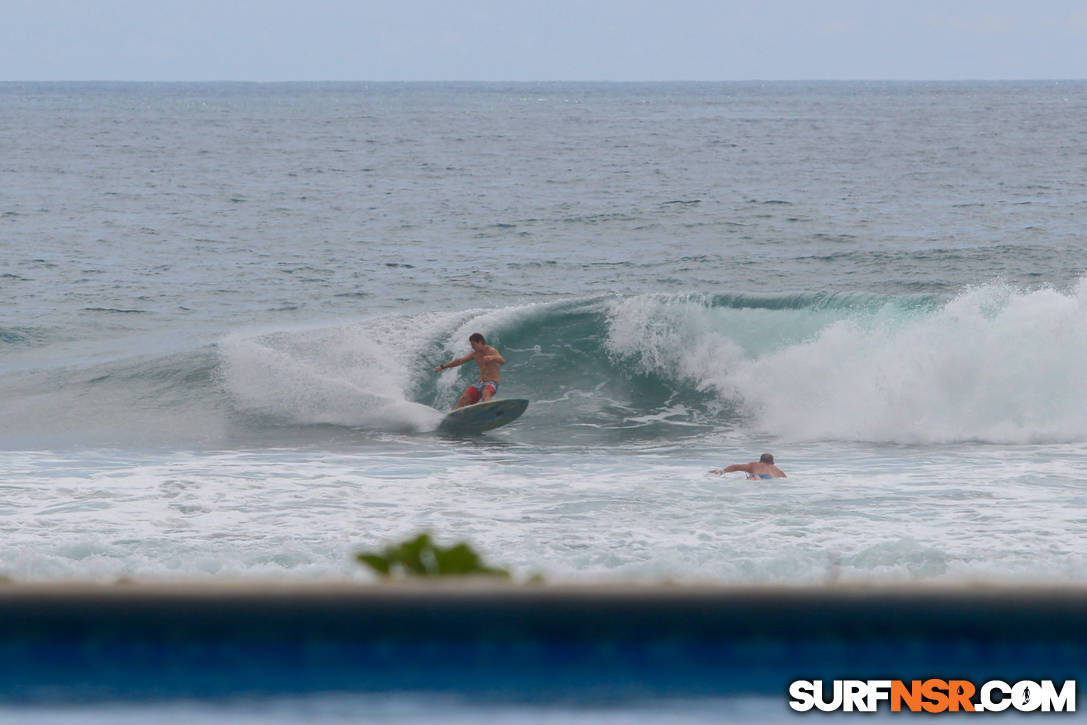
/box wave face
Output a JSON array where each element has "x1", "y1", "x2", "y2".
[{"x1": 4, "y1": 281, "x2": 1087, "y2": 447}]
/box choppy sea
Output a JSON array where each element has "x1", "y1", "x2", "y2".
[{"x1": 3, "y1": 81, "x2": 1087, "y2": 720}]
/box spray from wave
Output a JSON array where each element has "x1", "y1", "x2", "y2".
[{"x1": 217, "y1": 317, "x2": 452, "y2": 433}]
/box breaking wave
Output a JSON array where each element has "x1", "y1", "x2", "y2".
[{"x1": 5, "y1": 281, "x2": 1087, "y2": 446}]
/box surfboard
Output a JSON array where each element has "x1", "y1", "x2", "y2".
[{"x1": 438, "y1": 398, "x2": 529, "y2": 434}]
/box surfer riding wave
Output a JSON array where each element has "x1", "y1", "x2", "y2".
[{"x1": 434, "y1": 333, "x2": 506, "y2": 409}]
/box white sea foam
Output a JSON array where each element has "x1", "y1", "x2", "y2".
[{"x1": 5, "y1": 442, "x2": 1087, "y2": 585}]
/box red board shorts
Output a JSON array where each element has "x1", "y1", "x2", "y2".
[{"x1": 464, "y1": 380, "x2": 498, "y2": 404}]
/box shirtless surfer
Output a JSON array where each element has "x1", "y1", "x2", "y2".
[
  {"x1": 710, "y1": 453, "x2": 786, "y2": 479},
  {"x1": 433, "y1": 333, "x2": 506, "y2": 409}
]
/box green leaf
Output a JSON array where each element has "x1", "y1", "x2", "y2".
[
  {"x1": 355, "y1": 533, "x2": 510, "y2": 579},
  {"x1": 356, "y1": 553, "x2": 391, "y2": 576}
]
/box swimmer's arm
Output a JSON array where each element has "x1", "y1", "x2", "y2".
[{"x1": 710, "y1": 463, "x2": 753, "y2": 475}]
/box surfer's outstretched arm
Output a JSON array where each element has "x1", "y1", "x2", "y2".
[{"x1": 434, "y1": 353, "x2": 473, "y2": 373}]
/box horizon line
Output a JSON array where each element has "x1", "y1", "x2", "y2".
[{"x1": 2, "y1": 77, "x2": 1086, "y2": 84}]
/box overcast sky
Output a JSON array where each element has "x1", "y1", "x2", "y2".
[{"x1": 3, "y1": 0, "x2": 1086, "y2": 82}]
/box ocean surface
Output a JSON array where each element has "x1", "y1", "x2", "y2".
[{"x1": 3, "y1": 81, "x2": 1087, "y2": 718}]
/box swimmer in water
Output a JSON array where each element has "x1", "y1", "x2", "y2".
[{"x1": 710, "y1": 453, "x2": 786, "y2": 479}]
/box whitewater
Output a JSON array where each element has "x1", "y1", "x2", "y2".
[{"x1": 3, "y1": 80, "x2": 1087, "y2": 589}]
